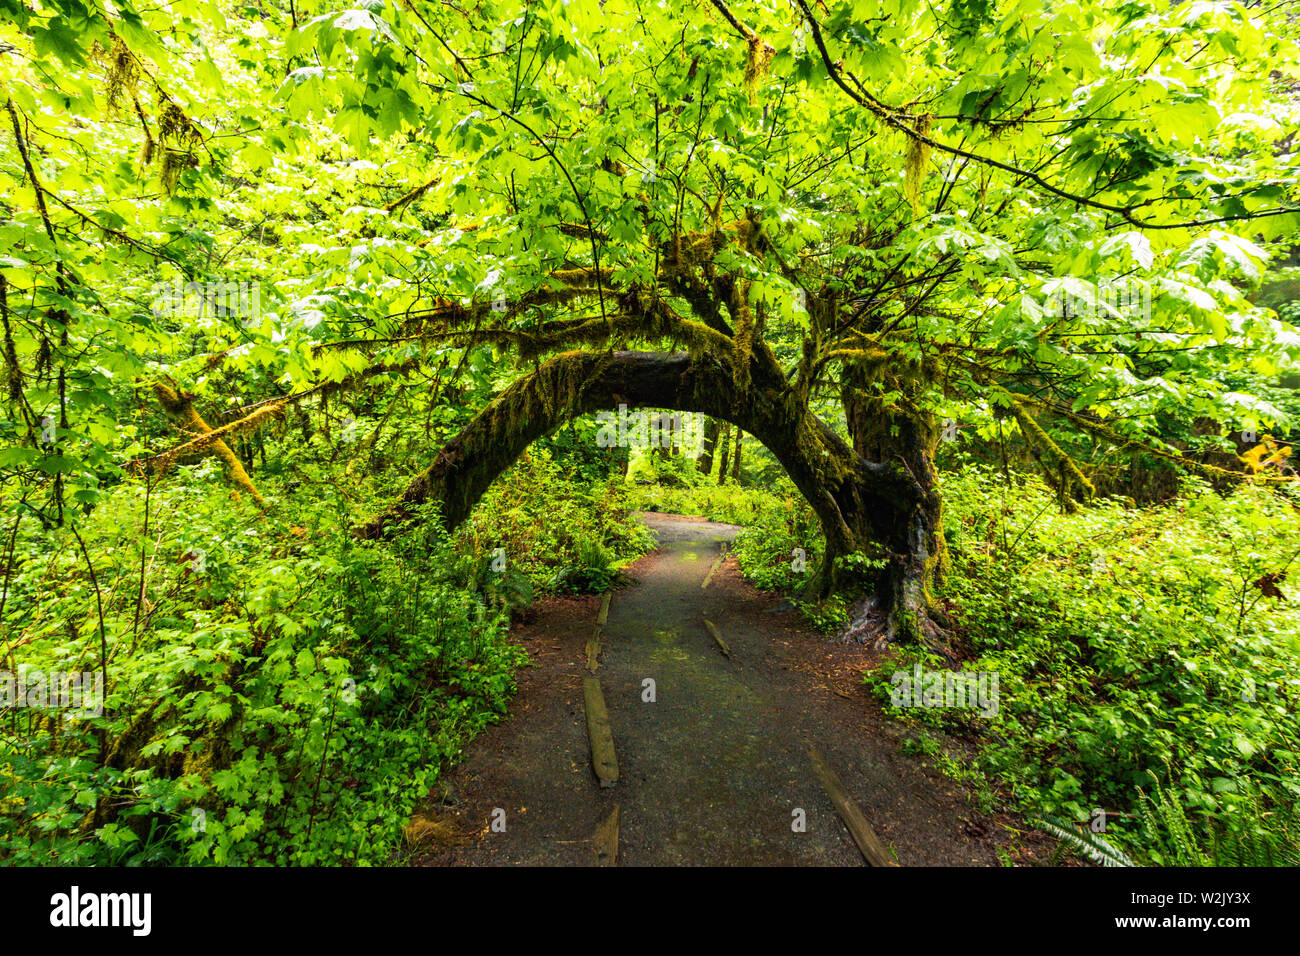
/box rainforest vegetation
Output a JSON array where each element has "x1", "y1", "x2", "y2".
[{"x1": 1, "y1": 0, "x2": 1299, "y2": 866}]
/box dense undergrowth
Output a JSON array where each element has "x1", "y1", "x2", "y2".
[
  {"x1": 6, "y1": 427, "x2": 1299, "y2": 866},
  {"x1": 661, "y1": 467, "x2": 1300, "y2": 866},
  {"x1": 931, "y1": 468, "x2": 1300, "y2": 865},
  {"x1": 0, "y1": 448, "x2": 651, "y2": 865}
]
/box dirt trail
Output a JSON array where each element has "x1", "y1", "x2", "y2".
[{"x1": 419, "y1": 514, "x2": 1035, "y2": 866}]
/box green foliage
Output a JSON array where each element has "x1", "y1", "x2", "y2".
[
  {"x1": 1029, "y1": 815, "x2": 1136, "y2": 868},
  {"x1": 794, "y1": 594, "x2": 852, "y2": 633},
  {"x1": 1133, "y1": 780, "x2": 1300, "y2": 867},
  {"x1": 461, "y1": 447, "x2": 655, "y2": 593},
  {"x1": 0, "y1": 428, "x2": 657, "y2": 864},
  {"x1": 918, "y1": 466, "x2": 1300, "y2": 863},
  {"x1": 0, "y1": 477, "x2": 526, "y2": 865},
  {"x1": 653, "y1": 481, "x2": 820, "y2": 585},
  {"x1": 632, "y1": 475, "x2": 861, "y2": 630},
  {"x1": 630, "y1": 479, "x2": 793, "y2": 528},
  {"x1": 545, "y1": 535, "x2": 623, "y2": 594},
  {"x1": 698, "y1": 461, "x2": 1300, "y2": 867}
]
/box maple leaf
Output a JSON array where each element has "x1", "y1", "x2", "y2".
[{"x1": 1252, "y1": 571, "x2": 1287, "y2": 601}]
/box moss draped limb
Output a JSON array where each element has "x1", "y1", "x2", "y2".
[{"x1": 150, "y1": 382, "x2": 266, "y2": 505}]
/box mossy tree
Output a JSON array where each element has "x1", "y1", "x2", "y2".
[
  {"x1": 3, "y1": 0, "x2": 1298, "y2": 646},
  {"x1": 342, "y1": 0, "x2": 1299, "y2": 645}
]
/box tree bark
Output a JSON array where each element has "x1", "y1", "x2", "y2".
[{"x1": 839, "y1": 371, "x2": 950, "y2": 649}]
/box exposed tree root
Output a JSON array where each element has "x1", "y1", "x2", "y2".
[{"x1": 842, "y1": 590, "x2": 956, "y2": 661}]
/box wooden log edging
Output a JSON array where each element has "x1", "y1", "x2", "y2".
[
  {"x1": 808, "y1": 747, "x2": 899, "y2": 867},
  {"x1": 593, "y1": 804, "x2": 620, "y2": 866},
  {"x1": 586, "y1": 591, "x2": 612, "y2": 672},
  {"x1": 700, "y1": 544, "x2": 727, "y2": 589},
  {"x1": 582, "y1": 674, "x2": 619, "y2": 788}
]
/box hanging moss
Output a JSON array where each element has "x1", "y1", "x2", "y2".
[
  {"x1": 904, "y1": 114, "x2": 933, "y2": 214},
  {"x1": 730, "y1": 280, "x2": 753, "y2": 393},
  {"x1": 135, "y1": 94, "x2": 155, "y2": 166},
  {"x1": 100, "y1": 37, "x2": 138, "y2": 115},
  {"x1": 145, "y1": 98, "x2": 203, "y2": 194},
  {"x1": 743, "y1": 33, "x2": 775, "y2": 107}
]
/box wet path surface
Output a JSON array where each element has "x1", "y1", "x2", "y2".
[
  {"x1": 422, "y1": 514, "x2": 1012, "y2": 866},
  {"x1": 598, "y1": 516, "x2": 862, "y2": 865}
]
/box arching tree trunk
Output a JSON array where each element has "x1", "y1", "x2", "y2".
[{"x1": 357, "y1": 349, "x2": 944, "y2": 648}]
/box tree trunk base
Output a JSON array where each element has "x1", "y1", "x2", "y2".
[{"x1": 841, "y1": 591, "x2": 956, "y2": 661}]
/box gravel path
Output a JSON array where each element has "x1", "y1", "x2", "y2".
[{"x1": 419, "y1": 514, "x2": 1035, "y2": 866}]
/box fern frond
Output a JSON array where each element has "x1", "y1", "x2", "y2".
[{"x1": 1030, "y1": 815, "x2": 1134, "y2": 867}]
